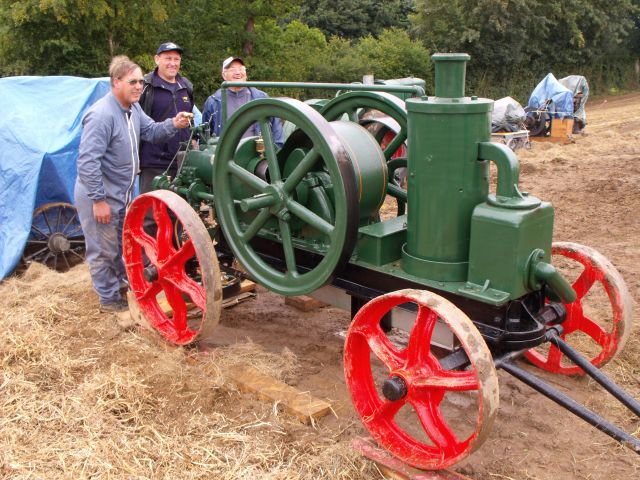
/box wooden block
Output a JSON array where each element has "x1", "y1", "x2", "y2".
[
  {"x1": 284, "y1": 295, "x2": 326, "y2": 312},
  {"x1": 222, "y1": 291, "x2": 256, "y2": 309},
  {"x1": 238, "y1": 279, "x2": 257, "y2": 294},
  {"x1": 351, "y1": 437, "x2": 473, "y2": 480},
  {"x1": 227, "y1": 365, "x2": 331, "y2": 424}
]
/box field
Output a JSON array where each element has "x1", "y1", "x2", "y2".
[{"x1": 1, "y1": 94, "x2": 639, "y2": 479}]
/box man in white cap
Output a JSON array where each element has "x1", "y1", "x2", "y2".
[{"x1": 202, "y1": 56, "x2": 283, "y2": 147}]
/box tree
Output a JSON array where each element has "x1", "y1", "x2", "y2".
[
  {"x1": 295, "y1": 0, "x2": 413, "y2": 39},
  {"x1": 0, "y1": 0, "x2": 175, "y2": 76}
]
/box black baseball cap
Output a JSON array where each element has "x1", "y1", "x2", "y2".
[{"x1": 156, "y1": 42, "x2": 183, "y2": 55}]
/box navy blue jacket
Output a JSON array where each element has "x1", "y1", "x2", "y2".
[
  {"x1": 201, "y1": 87, "x2": 284, "y2": 148},
  {"x1": 139, "y1": 69, "x2": 194, "y2": 169}
]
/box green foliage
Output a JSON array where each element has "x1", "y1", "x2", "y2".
[
  {"x1": 411, "y1": 0, "x2": 640, "y2": 99},
  {"x1": 294, "y1": 0, "x2": 413, "y2": 39},
  {"x1": 1, "y1": 0, "x2": 639, "y2": 108},
  {"x1": 0, "y1": 0, "x2": 175, "y2": 76}
]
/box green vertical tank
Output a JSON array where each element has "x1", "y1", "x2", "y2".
[{"x1": 402, "y1": 54, "x2": 493, "y2": 281}]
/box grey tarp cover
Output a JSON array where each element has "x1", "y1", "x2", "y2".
[
  {"x1": 559, "y1": 75, "x2": 589, "y2": 126},
  {"x1": 491, "y1": 96, "x2": 526, "y2": 132}
]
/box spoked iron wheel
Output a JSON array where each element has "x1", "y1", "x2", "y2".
[
  {"x1": 525, "y1": 242, "x2": 632, "y2": 375},
  {"x1": 321, "y1": 92, "x2": 408, "y2": 215},
  {"x1": 22, "y1": 202, "x2": 85, "y2": 271},
  {"x1": 214, "y1": 97, "x2": 358, "y2": 296},
  {"x1": 123, "y1": 190, "x2": 222, "y2": 345},
  {"x1": 344, "y1": 289, "x2": 499, "y2": 470}
]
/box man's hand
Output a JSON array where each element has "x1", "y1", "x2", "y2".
[
  {"x1": 173, "y1": 111, "x2": 193, "y2": 129},
  {"x1": 93, "y1": 200, "x2": 111, "y2": 224}
]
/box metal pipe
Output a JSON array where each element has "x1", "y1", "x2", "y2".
[
  {"x1": 533, "y1": 261, "x2": 577, "y2": 303},
  {"x1": 221, "y1": 81, "x2": 426, "y2": 97},
  {"x1": 546, "y1": 329, "x2": 640, "y2": 416},
  {"x1": 497, "y1": 360, "x2": 640, "y2": 454}
]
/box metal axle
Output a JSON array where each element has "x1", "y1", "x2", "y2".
[{"x1": 495, "y1": 345, "x2": 640, "y2": 454}]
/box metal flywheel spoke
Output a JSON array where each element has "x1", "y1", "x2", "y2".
[
  {"x1": 123, "y1": 191, "x2": 222, "y2": 345},
  {"x1": 344, "y1": 289, "x2": 499, "y2": 470}
]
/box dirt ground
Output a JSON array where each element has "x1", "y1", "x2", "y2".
[{"x1": 2, "y1": 94, "x2": 640, "y2": 479}]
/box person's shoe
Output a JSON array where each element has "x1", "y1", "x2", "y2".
[
  {"x1": 99, "y1": 299, "x2": 129, "y2": 313},
  {"x1": 119, "y1": 278, "x2": 130, "y2": 297}
]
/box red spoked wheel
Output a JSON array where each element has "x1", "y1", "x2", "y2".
[
  {"x1": 344, "y1": 289, "x2": 499, "y2": 470},
  {"x1": 525, "y1": 242, "x2": 632, "y2": 375},
  {"x1": 123, "y1": 190, "x2": 222, "y2": 345}
]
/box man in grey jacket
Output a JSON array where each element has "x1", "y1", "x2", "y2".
[{"x1": 75, "y1": 55, "x2": 191, "y2": 313}]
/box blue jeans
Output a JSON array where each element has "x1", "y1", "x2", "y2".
[{"x1": 74, "y1": 183, "x2": 126, "y2": 304}]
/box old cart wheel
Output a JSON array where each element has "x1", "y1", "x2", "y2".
[
  {"x1": 214, "y1": 97, "x2": 358, "y2": 296},
  {"x1": 525, "y1": 242, "x2": 632, "y2": 375},
  {"x1": 22, "y1": 202, "x2": 85, "y2": 271},
  {"x1": 123, "y1": 190, "x2": 222, "y2": 345},
  {"x1": 344, "y1": 289, "x2": 499, "y2": 470}
]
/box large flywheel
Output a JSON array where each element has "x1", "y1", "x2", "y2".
[
  {"x1": 123, "y1": 190, "x2": 222, "y2": 345},
  {"x1": 213, "y1": 98, "x2": 359, "y2": 296}
]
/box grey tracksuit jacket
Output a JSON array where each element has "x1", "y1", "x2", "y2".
[{"x1": 76, "y1": 91, "x2": 178, "y2": 209}]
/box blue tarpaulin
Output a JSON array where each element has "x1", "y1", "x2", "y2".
[
  {"x1": 527, "y1": 73, "x2": 574, "y2": 118},
  {"x1": 0, "y1": 76, "x2": 110, "y2": 279}
]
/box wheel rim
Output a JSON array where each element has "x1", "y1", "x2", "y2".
[
  {"x1": 123, "y1": 190, "x2": 222, "y2": 345},
  {"x1": 22, "y1": 202, "x2": 85, "y2": 271},
  {"x1": 344, "y1": 289, "x2": 499, "y2": 470},
  {"x1": 525, "y1": 242, "x2": 632, "y2": 375},
  {"x1": 214, "y1": 97, "x2": 358, "y2": 296}
]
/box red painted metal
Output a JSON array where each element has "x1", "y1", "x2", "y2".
[
  {"x1": 525, "y1": 242, "x2": 632, "y2": 375},
  {"x1": 380, "y1": 130, "x2": 407, "y2": 159},
  {"x1": 343, "y1": 289, "x2": 499, "y2": 470},
  {"x1": 122, "y1": 191, "x2": 221, "y2": 345}
]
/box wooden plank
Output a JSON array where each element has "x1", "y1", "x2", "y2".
[
  {"x1": 227, "y1": 365, "x2": 331, "y2": 424},
  {"x1": 285, "y1": 295, "x2": 326, "y2": 312},
  {"x1": 352, "y1": 437, "x2": 473, "y2": 480},
  {"x1": 238, "y1": 279, "x2": 257, "y2": 294}
]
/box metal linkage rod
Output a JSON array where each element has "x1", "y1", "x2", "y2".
[
  {"x1": 221, "y1": 81, "x2": 426, "y2": 97},
  {"x1": 497, "y1": 359, "x2": 640, "y2": 454},
  {"x1": 546, "y1": 329, "x2": 640, "y2": 417}
]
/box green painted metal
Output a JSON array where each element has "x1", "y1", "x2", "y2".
[
  {"x1": 325, "y1": 121, "x2": 387, "y2": 224},
  {"x1": 402, "y1": 54, "x2": 493, "y2": 281},
  {"x1": 374, "y1": 77, "x2": 427, "y2": 101},
  {"x1": 213, "y1": 97, "x2": 358, "y2": 296},
  {"x1": 432, "y1": 53, "x2": 469, "y2": 98},
  {"x1": 466, "y1": 201, "x2": 554, "y2": 299},
  {"x1": 320, "y1": 91, "x2": 407, "y2": 162},
  {"x1": 356, "y1": 215, "x2": 407, "y2": 266}
]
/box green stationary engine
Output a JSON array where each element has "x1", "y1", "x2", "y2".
[{"x1": 122, "y1": 54, "x2": 636, "y2": 472}]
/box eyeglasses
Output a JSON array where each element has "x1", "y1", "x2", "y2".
[
  {"x1": 125, "y1": 79, "x2": 145, "y2": 86},
  {"x1": 225, "y1": 67, "x2": 246, "y2": 74}
]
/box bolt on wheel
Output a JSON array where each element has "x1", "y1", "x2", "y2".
[
  {"x1": 344, "y1": 289, "x2": 499, "y2": 470},
  {"x1": 22, "y1": 202, "x2": 85, "y2": 272},
  {"x1": 123, "y1": 190, "x2": 222, "y2": 345},
  {"x1": 525, "y1": 242, "x2": 632, "y2": 375}
]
